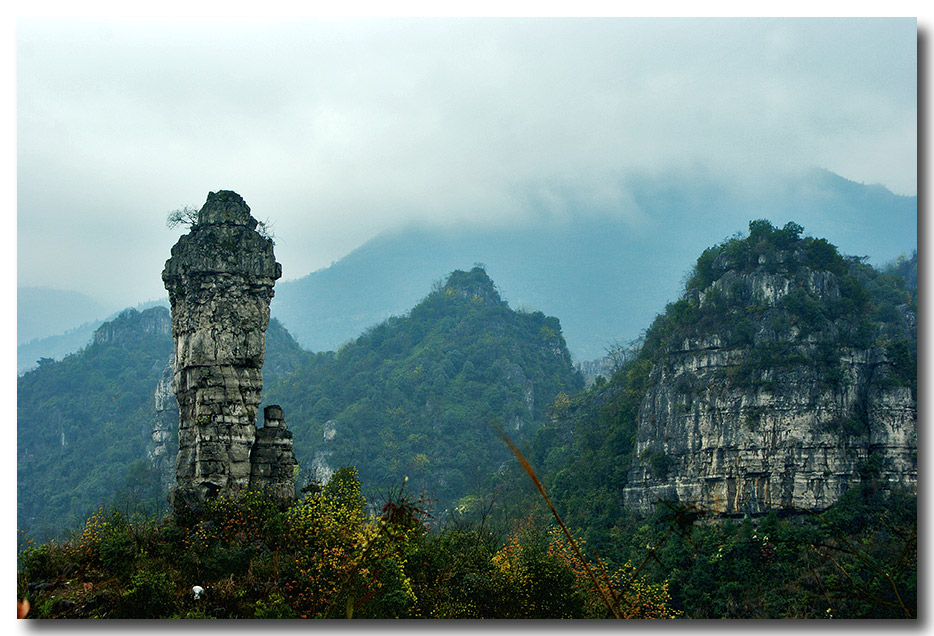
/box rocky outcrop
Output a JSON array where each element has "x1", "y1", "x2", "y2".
[
  {"x1": 249, "y1": 405, "x2": 298, "y2": 501},
  {"x1": 623, "y1": 337, "x2": 916, "y2": 516},
  {"x1": 93, "y1": 306, "x2": 171, "y2": 345},
  {"x1": 163, "y1": 190, "x2": 294, "y2": 511},
  {"x1": 622, "y1": 228, "x2": 917, "y2": 516},
  {"x1": 150, "y1": 357, "x2": 179, "y2": 492},
  {"x1": 576, "y1": 356, "x2": 616, "y2": 387}
]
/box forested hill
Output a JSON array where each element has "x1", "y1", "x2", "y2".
[
  {"x1": 17, "y1": 307, "x2": 311, "y2": 542},
  {"x1": 533, "y1": 221, "x2": 916, "y2": 553},
  {"x1": 17, "y1": 308, "x2": 175, "y2": 541},
  {"x1": 18, "y1": 268, "x2": 580, "y2": 540},
  {"x1": 263, "y1": 266, "x2": 584, "y2": 513}
]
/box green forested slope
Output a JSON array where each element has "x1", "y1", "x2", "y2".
[
  {"x1": 16, "y1": 227, "x2": 917, "y2": 619},
  {"x1": 17, "y1": 308, "x2": 174, "y2": 541},
  {"x1": 17, "y1": 307, "x2": 311, "y2": 542},
  {"x1": 264, "y1": 267, "x2": 584, "y2": 513},
  {"x1": 18, "y1": 268, "x2": 582, "y2": 540}
]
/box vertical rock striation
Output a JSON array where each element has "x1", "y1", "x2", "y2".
[
  {"x1": 621, "y1": 222, "x2": 917, "y2": 516},
  {"x1": 150, "y1": 356, "x2": 179, "y2": 493},
  {"x1": 622, "y1": 335, "x2": 916, "y2": 516},
  {"x1": 163, "y1": 190, "x2": 287, "y2": 511}
]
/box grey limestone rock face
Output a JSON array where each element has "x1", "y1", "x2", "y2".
[
  {"x1": 94, "y1": 306, "x2": 171, "y2": 345},
  {"x1": 163, "y1": 190, "x2": 294, "y2": 511},
  {"x1": 150, "y1": 357, "x2": 179, "y2": 493},
  {"x1": 623, "y1": 268, "x2": 917, "y2": 517},
  {"x1": 623, "y1": 342, "x2": 916, "y2": 516},
  {"x1": 249, "y1": 405, "x2": 299, "y2": 501}
]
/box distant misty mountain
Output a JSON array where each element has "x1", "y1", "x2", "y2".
[
  {"x1": 17, "y1": 321, "x2": 103, "y2": 375},
  {"x1": 271, "y1": 168, "x2": 916, "y2": 361},
  {"x1": 17, "y1": 287, "x2": 113, "y2": 346},
  {"x1": 17, "y1": 168, "x2": 915, "y2": 366},
  {"x1": 16, "y1": 297, "x2": 170, "y2": 375}
]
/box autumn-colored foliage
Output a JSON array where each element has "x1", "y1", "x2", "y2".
[
  {"x1": 545, "y1": 528, "x2": 679, "y2": 618},
  {"x1": 18, "y1": 465, "x2": 911, "y2": 619},
  {"x1": 20, "y1": 467, "x2": 672, "y2": 619}
]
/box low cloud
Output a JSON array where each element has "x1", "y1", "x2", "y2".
[{"x1": 17, "y1": 18, "x2": 917, "y2": 306}]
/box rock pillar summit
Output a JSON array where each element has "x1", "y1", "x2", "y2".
[{"x1": 163, "y1": 190, "x2": 294, "y2": 511}]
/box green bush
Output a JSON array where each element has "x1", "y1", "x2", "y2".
[
  {"x1": 254, "y1": 593, "x2": 296, "y2": 619},
  {"x1": 98, "y1": 526, "x2": 137, "y2": 577},
  {"x1": 645, "y1": 450, "x2": 672, "y2": 480},
  {"x1": 21, "y1": 544, "x2": 59, "y2": 582},
  {"x1": 114, "y1": 570, "x2": 176, "y2": 618}
]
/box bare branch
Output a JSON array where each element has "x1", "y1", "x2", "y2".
[{"x1": 166, "y1": 205, "x2": 199, "y2": 230}]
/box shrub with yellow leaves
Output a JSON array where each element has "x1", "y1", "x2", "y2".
[{"x1": 546, "y1": 528, "x2": 680, "y2": 618}]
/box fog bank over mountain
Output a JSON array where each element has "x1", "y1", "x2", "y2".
[
  {"x1": 18, "y1": 166, "x2": 915, "y2": 366},
  {"x1": 271, "y1": 168, "x2": 916, "y2": 360},
  {"x1": 18, "y1": 18, "x2": 916, "y2": 310}
]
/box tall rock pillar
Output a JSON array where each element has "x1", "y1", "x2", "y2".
[{"x1": 162, "y1": 190, "x2": 282, "y2": 512}]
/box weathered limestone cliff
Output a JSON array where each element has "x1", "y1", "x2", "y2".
[
  {"x1": 623, "y1": 336, "x2": 916, "y2": 515},
  {"x1": 150, "y1": 357, "x2": 179, "y2": 492},
  {"x1": 622, "y1": 224, "x2": 917, "y2": 516},
  {"x1": 249, "y1": 405, "x2": 298, "y2": 501},
  {"x1": 163, "y1": 190, "x2": 295, "y2": 511},
  {"x1": 94, "y1": 306, "x2": 171, "y2": 345}
]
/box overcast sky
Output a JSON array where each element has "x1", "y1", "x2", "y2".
[{"x1": 16, "y1": 16, "x2": 918, "y2": 310}]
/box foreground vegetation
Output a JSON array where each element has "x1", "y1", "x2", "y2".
[
  {"x1": 18, "y1": 465, "x2": 914, "y2": 619},
  {"x1": 17, "y1": 467, "x2": 678, "y2": 619}
]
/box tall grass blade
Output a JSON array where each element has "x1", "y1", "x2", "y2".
[{"x1": 494, "y1": 422, "x2": 621, "y2": 619}]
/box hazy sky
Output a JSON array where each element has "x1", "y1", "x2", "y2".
[{"x1": 16, "y1": 17, "x2": 918, "y2": 309}]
